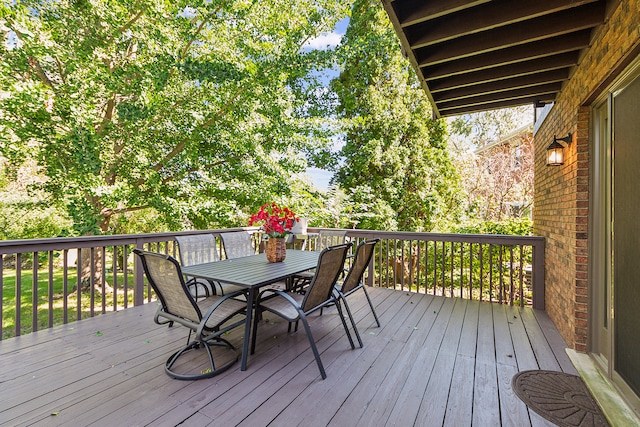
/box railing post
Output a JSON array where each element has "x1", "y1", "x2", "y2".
[
  {"x1": 532, "y1": 239, "x2": 545, "y2": 310},
  {"x1": 134, "y1": 238, "x2": 145, "y2": 306}
]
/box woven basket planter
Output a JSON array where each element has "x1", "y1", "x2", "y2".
[{"x1": 266, "y1": 237, "x2": 287, "y2": 263}]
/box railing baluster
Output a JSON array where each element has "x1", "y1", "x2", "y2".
[
  {"x1": 393, "y1": 239, "x2": 398, "y2": 290},
  {"x1": 468, "y1": 243, "x2": 473, "y2": 300},
  {"x1": 519, "y1": 245, "x2": 524, "y2": 307},
  {"x1": 498, "y1": 246, "x2": 504, "y2": 304},
  {"x1": 112, "y1": 245, "x2": 118, "y2": 312},
  {"x1": 432, "y1": 241, "x2": 438, "y2": 295},
  {"x1": 459, "y1": 243, "x2": 464, "y2": 297},
  {"x1": 48, "y1": 251, "x2": 54, "y2": 328},
  {"x1": 489, "y1": 244, "x2": 494, "y2": 303},
  {"x1": 440, "y1": 241, "x2": 445, "y2": 297},
  {"x1": 124, "y1": 245, "x2": 129, "y2": 309},
  {"x1": 16, "y1": 253, "x2": 22, "y2": 337},
  {"x1": 32, "y1": 252, "x2": 38, "y2": 332},
  {"x1": 450, "y1": 242, "x2": 454, "y2": 298},
  {"x1": 416, "y1": 241, "x2": 422, "y2": 288},
  {"x1": 509, "y1": 246, "x2": 514, "y2": 306},
  {"x1": 100, "y1": 247, "x2": 106, "y2": 314},
  {"x1": 63, "y1": 249, "x2": 69, "y2": 324},
  {"x1": 400, "y1": 242, "x2": 405, "y2": 291},
  {"x1": 479, "y1": 244, "x2": 484, "y2": 302},
  {"x1": 408, "y1": 241, "x2": 413, "y2": 292},
  {"x1": 90, "y1": 247, "x2": 95, "y2": 317},
  {"x1": 134, "y1": 238, "x2": 145, "y2": 306},
  {"x1": 76, "y1": 248, "x2": 82, "y2": 322}
]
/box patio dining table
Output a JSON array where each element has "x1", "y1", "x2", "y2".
[{"x1": 181, "y1": 250, "x2": 320, "y2": 371}]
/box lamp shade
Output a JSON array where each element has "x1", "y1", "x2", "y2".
[{"x1": 546, "y1": 140, "x2": 565, "y2": 166}]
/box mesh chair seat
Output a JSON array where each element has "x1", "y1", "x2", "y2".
[
  {"x1": 134, "y1": 249, "x2": 247, "y2": 380},
  {"x1": 255, "y1": 292, "x2": 304, "y2": 321},
  {"x1": 196, "y1": 297, "x2": 247, "y2": 329}
]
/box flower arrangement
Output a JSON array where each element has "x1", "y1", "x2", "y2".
[{"x1": 248, "y1": 202, "x2": 298, "y2": 238}]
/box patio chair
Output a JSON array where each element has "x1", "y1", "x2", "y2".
[
  {"x1": 290, "y1": 229, "x2": 349, "y2": 293},
  {"x1": 175, "y1": 234, "x2": 221, "y2": 297},
  {"x1": 133, "y1": 249, "x2": 247, "y2": 380},
  {"x1": 175, "y1": 234, "x2": 245, "y2": 296},
  {"x1": 220, "y1": 231, "x2": 255, "y2": 259},
  {"x1": 334, "y1": 239, "x2": 381, "y2": 348},
  {"x1": 250, "y1": 242, "x2": 356, "y2": 380}
]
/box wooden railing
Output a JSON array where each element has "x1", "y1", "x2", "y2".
[
  {"x1": 0, "y1": 228, "x2": 544, "y2": 340},
  {"x1": 339, "y1": 230, "x2": 544, "y2": 309}
]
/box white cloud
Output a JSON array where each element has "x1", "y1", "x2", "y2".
[{"x1": 303, "y1": 31, "x2": 343, "y2": 50}]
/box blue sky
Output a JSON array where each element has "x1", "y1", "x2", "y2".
[{"x1": 303, "y1": 18, "x2": 349, "y2": 191}]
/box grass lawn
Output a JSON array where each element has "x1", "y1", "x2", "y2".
[{"x1": 1, "y1": 266, "x2": 150, "y2": 340}]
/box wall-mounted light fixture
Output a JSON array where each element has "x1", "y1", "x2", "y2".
[{"x1": 546, "y1": 133, "x2": 572, "y2": 166}]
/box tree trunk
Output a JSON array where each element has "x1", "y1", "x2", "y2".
[{"x1": 79, "y1": 246, "x2": 113, "y2": 293}]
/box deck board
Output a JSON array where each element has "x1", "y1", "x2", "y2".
[
  {"x1": 0, "y1": 288, "x2": 575, "y2": 427},
  {"x1": 472, "y1": 301, "x2": 501, "y2": 427},
  {"x1": 384, "y1": 297, "x2": 456, "y2": 426}
]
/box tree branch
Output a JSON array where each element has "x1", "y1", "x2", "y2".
[
  {"x1": 106, "y1": 4, "x2": 149, "y2": 44},
  {"x1": 4, "y1": 19, "x2": 56, "y2": 90},
  {"x1": 28, "y1": 57, "x2": 55, "y2": 89},
  {"x1": 160, "y1": 158, "x2": 231, "y2": 185},
  {"x1": 95, "y1": 94, "x2": 117, "y2": 136},
  {"x1": 55, "y1": 57, "x2": 67, "y2": 85},
  {"x1": 111, "y1": 205, "x2": 150, "y2": 215}
]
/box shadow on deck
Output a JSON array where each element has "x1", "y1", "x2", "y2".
[{"x1": 0, "y1": 287, "x2": 575, "y2": 426}]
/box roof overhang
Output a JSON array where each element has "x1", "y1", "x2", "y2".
[{"x1": 382, "y1": 0, "x2": 610, "y2": 118}]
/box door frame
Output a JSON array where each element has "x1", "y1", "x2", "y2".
[{"x1": 589, "y1": 55, "x2": 640, "y2": 413}]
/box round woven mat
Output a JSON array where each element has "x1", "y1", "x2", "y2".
[{"x1": 512, "y1": 370, "x2": 610, "y2": 427}]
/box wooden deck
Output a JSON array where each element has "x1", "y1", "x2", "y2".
[{"x1": 0, "y1": 287, "x2": 576, "y2": 426}]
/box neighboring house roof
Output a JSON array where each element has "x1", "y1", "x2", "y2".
[
  {"x1": 382, "y1": 0, "x2": 610, "y2": 118},
  {"x1": 474, "y1": 124, "x2": 533, "y2": 155}
]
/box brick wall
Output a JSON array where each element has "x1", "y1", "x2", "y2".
[{"x1": 534, "y1": 0, "x2": 640, "y2": 351}]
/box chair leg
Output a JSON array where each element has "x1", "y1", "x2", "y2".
[
  {"x1": 298, "y1": 314, "x2": 327, "y2": 380},
  {"x1": 165, "y1": 337, "x2": 238, "y2": 380},
  {"x1": 334, "y1": 300, "x2": 357, "y2": 349},
  {"x1": 362, "y1": 286, "x2": 381, "y2": 327},
  {"x1": 338, "y1": 295, "x2": 363, "y2": 348}
]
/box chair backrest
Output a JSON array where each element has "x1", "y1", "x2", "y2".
[
  {"x1": 175, "y1": 234, "x2": 219, "y2": 267},
  {"x1": 220, "y1": 231, "x2": 255, "y2": 259},
  {"x1": 302, "y1": 243, "x2": 352, "y2": 312},
  {"x1": 315, "y1": 229, "x2": 348, "y2": 251},
  {"x1": 133, "y1": 249, "x2": 201, "y2": 322},
  {"x1": 341, "y1": 239, "x2": 380, "y2": 294}
]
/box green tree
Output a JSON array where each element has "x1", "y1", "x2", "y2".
[
  {"x1": 448, "y1": 106, "x2": 532, "y2": 148},
  {"x1": 447, "y1": 107, "x2": 534, "y2": 224},
  {"x1": 0, "y1": 0, "x2": 348, "y2": 235},
  {"x1": 0, "y1": 158, "x2": 72, "y2": 239},
  {"x1": 331, "y1": 0, "x2": 462, "y2": 232}
]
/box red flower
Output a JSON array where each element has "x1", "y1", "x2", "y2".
[{"x1": 248, "y1": 203, "x2": 298, "y2": 238}]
